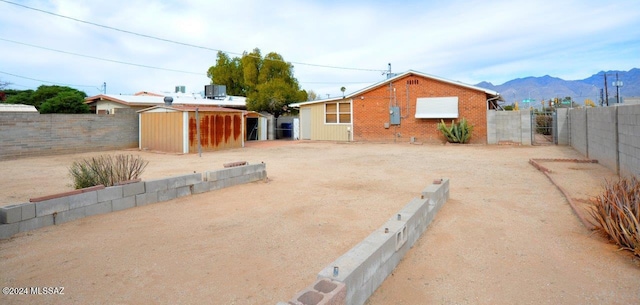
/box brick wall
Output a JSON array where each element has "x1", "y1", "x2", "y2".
[
  {"x1": 352, "y1": 75, "x2": 489, "y2": 143},
  {"x1": 0, "y1": 108, "x2": 138, "y2": 160}
]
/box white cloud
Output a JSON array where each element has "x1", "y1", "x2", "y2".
[{"x1": 0, "y1": 0, "x2": 638, "y2": 97}]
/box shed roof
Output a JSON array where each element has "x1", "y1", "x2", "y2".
[
  {"x1": 0, "y1": 104, "x2": 38, "y2": 112},
  {"x1": 289, "y1": 96, "x2": 347, "y2": 107},
  {"x1": 85, "y1": 94, "x2": 247, "y2": 108},
  {"x1": 137, "y1": 105, "x2": 246, "y2": 113}
]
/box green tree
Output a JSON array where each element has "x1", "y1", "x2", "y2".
[
  {"x1": 206, "y1": 51, "x2": 245, "y2": 96},
  {"x1": 241, "y1": 48, "x2": 262, "y2": 91},
  {"x1": 208, "y1": 47, "x2": 307, "y2": 117},
  {"x1": 5, "y1": 90, "x2": 34, "y2": 105},
  {"x1": 5, "y1": 85, "x2": 88, "y2": 113},
  {"x1": 39, "y1": 90, "x2": 89, "y2": 114}
]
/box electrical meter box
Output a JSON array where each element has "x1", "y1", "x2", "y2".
[{"x1": 390, "y1": 106, "x2": 400, "y2": 125}]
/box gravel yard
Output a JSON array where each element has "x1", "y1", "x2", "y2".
[{"x1": 1, "y1": 141, "x2": 638, "y2": 304}]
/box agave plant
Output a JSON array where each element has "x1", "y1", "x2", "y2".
[
  {"x1": 588, "y1": 177, "x2": 640, "y2": 257},
  {"x1": 437, "y1": 118, "x2": 473, "y2": 144}
]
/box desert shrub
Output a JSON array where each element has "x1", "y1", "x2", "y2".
[
  {"x1": 536, "y1": 115, "x2": 553, "y2": 135},
  {"x1": 589, "y1": 177, "x2": 640, "y2": 257},
  {"x1": 437, "y1": 118, "x2": 473, "y2": 144},
  {"x1": 69, "y1": 154, "x2": 148, "y2": 189}
]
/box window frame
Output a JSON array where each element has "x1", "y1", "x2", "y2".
[{"x1": 324, "y1": 102, "x2": 351, "y2": 124}]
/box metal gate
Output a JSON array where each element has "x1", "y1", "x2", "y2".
[{"x1": 531, "y1": 110, "x2": 557, "y2": 145}]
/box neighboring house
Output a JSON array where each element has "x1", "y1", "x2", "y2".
[
  {"x1": 291, "y1": 70, "x2": 501, "y2": 143},
  {"x1": 0, "y1": 104, "x2": 38, "y2": 113},
  {"x1": 85, "y1": 94, "x2": 247, "y2": 114},
  {"x1": 291, "y1": 96, "x2": 352, "y2": 141}
]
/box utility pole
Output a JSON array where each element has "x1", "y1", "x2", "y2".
[
  {"x1": 613, "y1": 73, "x2": 624, "y2": 104},
  {"x1": 604, "y1": 74, "x2": 609, "y2": 106}
]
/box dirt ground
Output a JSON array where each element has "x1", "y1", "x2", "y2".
[{"x1": 0, "y1": 141, "x2": 638, "y2": 305}]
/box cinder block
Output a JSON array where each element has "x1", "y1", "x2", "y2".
[
  {"x1": 85, "y1": 201, "x2": 112, "y2": 217},
  {"x1": 112, "y1": 196, "x2": 136, "y2": 211},
  {"x1": 56, "y1": 207, "x2": 86, "y2": 224},
  {"x1": 68, "y1": 191, "x2": 99, "y2": 209},
  {"x1": 176, "y1": 186, "x2": 192, "y2": 198},
  {"x1": 122, "y1": 181, "x2": 145, "y2": 197},
  {"x1": 145, "y1": 178, "x2": 168, "y2": 193},
  {"x1": 21, "y1": 203, "x2": 35, "y2": 220},
  {"x1": 209, "y1": 180, "x2": 224, "y2": 191},
  {"x1": 167, "y1": 176, "x2": 185, "y2": 189},
  {"x1": 184, "y1": 173, "x2": 202, "y2": 186},
  {"x1": 167, "y1": 173, "x2": 202, "y2": 188},
  {"x1": 192, "y1": 182, "x2": 210, "y2": 194},
  {"x1": 19, "y1": 215, "x2": 54, "y2": 233},
  {"x1": 0, "y1": 204, "x2": 23, "y2": 224},
  {"x1": 158, "y1": 189, "x2": 177, "y2": 202},
  {"x1": 97, "y1": 186, "x2": 123, "y2": 202},
  {"x1": 136, "y1": 192, "x2": 158, "y2": 206},
  {"x1": 35, "y1": 197, "x2": 69, "y2": 217},
  {"x1": 0, "y1": 222, "x2": 20, "y2": 239}
]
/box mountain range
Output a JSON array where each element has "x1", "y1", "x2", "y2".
[{"x1": 475, "y1": 68, "x2": 640, "y2": 106}]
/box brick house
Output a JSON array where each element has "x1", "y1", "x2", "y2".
[{"x1": 292, "y1": 70, "x2": 501, "y2": 143}]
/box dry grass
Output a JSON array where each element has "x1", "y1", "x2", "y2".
[
  {"x1": 589, "y1": 177, "x2": 640, "y2": 257},
  {"x1": 68, "y1": 154, "x2": 148, "y2": 189}
]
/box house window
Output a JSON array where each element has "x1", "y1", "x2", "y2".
[
  {"x1": 415, "y1": 97, "x2": 459, "y2": 118},
  {"x1": 325, "y1": 102, "x2": 351, "y2": 124}
]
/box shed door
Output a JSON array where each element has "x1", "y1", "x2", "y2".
[{"x1": 301, "y1": 107, "x2": 311, "y2": 140}]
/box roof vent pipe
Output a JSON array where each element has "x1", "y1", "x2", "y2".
[{"x1": 164, "y1": 96, "x2": 173, "y2": 106}]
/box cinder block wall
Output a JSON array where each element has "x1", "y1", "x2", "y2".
[
  {"x1": 0, "y1": 109, "x2": 138, "y2": 160},
  {"x1": 569, "y1": 104, "x2": 640, "y2": 178},
  {"x1": 0, "y1": 163, "x2": 267, "y2": 239},
  {"x1": 569, "y1": 108, "x2": 588, "y2": 156},
  {"x1": 279, "y1": 179, "x2": 449, "y2": 305},
  {"x1": 556, "y1": 108, "x2": 570, "y2": 145},
  {"x1": 618, "y1": 105, "x2": 640, "y2": 178},
  {"x1": 352, "y1": 74, "x2": 489, "y2": 144},
  {"x1": 486, "y1": 110, "x2": 532, "y2": 145},
  {"x1": 585, "y1": 107, "x2": 618, "y2": 172}
]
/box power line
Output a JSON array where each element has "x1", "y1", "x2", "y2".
[
  {"x1": 0, "y1": 38, "x2": 380, "y2": 85},
  {"x1": 0, "y1": 70, "x2": 100, "y2": 89},
  {"x1": 0, "y1": 38, "x2": 205, "y2": 75},
  {"x1": 1, "y1": 0, "x2": 386, "y2": 73}
]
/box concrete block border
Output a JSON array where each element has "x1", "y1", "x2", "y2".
[
  {"x1": 0, "y1": 163, "x2": 267, "y2": 240},
  {"x1": 279, "y1": 179, "x2": 450, "y2": 305},
  {"x1": 529, "y1": 158, "x2": 596, "y2": 229}
]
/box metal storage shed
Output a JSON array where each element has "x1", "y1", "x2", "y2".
[{"x1": 138, "y1": 105, "x2": 245, "y2": 153}]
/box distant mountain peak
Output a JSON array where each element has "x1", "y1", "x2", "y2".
[{"x1": 474, "y1": 68, "x2": 639, "y2": 104}]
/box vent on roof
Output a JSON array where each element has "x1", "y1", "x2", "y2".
[
  {"x1": 164, "y1": 96, "x2": 173, "y2": 106},
  {"x1": 204, "y1": 84, "x2": 227, "y2": 99},
  {"x1": 175, "y1": 86, "x2": 186, "y2": 93}
]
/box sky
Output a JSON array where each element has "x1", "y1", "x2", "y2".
[{"x1": 1, "y1": 0, "x2": 639, "y2": 99}]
